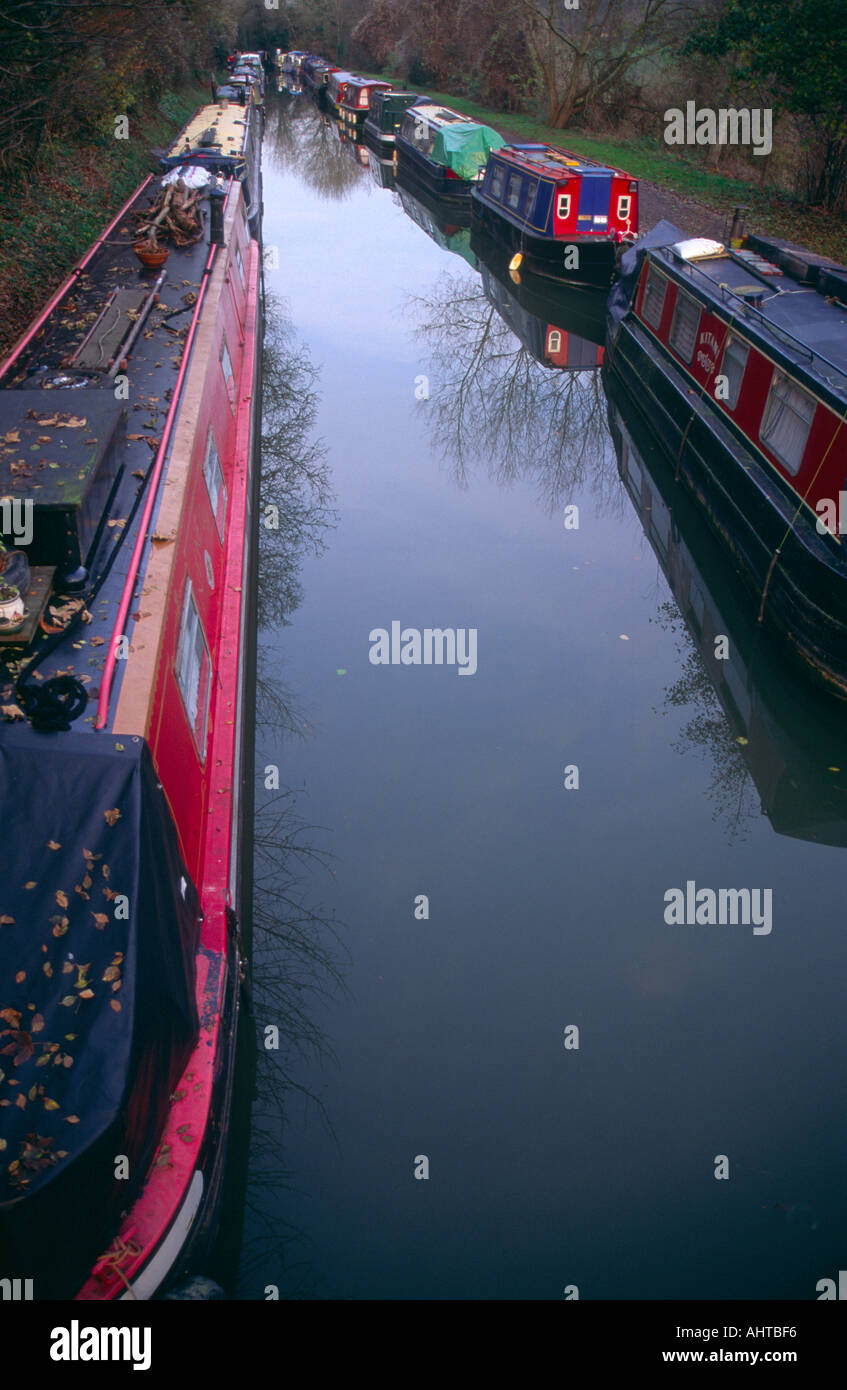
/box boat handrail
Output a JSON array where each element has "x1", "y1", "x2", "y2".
[{"x1": 664, "y1": 245, "x2": 847, "y2": 389}]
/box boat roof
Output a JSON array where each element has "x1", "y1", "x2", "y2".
[
  {"x1": 166, "y1": 103, "x2": 252, "y2": 160},
  {"x1": 494, "y1": 142, "x2": 629, "y2": 179},
  {"x1": 652, "y1": 239, "x2": 847, "y2": 397},
  {"x1": 407, "y1": 103, "x2": 479, "y2": 128},
  {"x1": 0, "y1": 159, "x2": 248, "y2": 737},
  {"x1": 345, "y1": 75, "x2": 392, "y2": 89}
]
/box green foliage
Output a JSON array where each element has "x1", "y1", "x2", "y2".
[{"x1": 0, "y1": 84, "x2": 207, "y2": 360}]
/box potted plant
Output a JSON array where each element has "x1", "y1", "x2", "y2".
[{"x1": 0, "y1": 582, "x2": 25, "y2": 627}]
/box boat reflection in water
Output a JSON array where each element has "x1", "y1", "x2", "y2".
[
  {"x1": 369, "y1": 153, "x2": 396, "y2": 191},
  {"x1": 409, "y1": 243, "x2": 617, "y2": 511},
  {"x1": 472, "y1": 223, "x2": 606, "y2": 369},
  {"x1": 606, "y1": 372, "x2": 847, "y2": 847},
  {"x1": 396, "y1": 180, "x2": 476, "y2": 267},
  {"x1": 277, "y1": 74, "x2": 303, "y2": 96}
]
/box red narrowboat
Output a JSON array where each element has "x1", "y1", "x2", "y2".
[
  {"x1": 0, "y1": 100, "x2": 263, "y2": 1298},
  {"x1": 606, "y1": 223, "x2": 847, "y2": 699},
  {"x1": 338, "y1": 76, "x2": 394, "y2": 132},
  {"x1": 471, "y1": 143, "x2": 638, "y2": 287}
]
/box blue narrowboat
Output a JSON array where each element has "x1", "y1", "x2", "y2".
[
  {"x1": 471, "y1": 143, "x2": 638, "y2": 287},
  {"x1": 395, "y1": 103, "x2": 505, "y2": 203}
]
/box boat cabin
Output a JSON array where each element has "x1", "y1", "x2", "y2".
[
  {"x1": 477, "y1": 144, "x2": 637, "y2": 242},
  {"x1": 339, "y1": 76, "x2": 393, "y2": 117},
  {"x1": 326, "y1": 70, "x2": 355, "y2": 109},
  {"x1": 632, "y1": 238, "x2": 847, "y2": 526},
  {"x1": 397, "y1": 104, "x2": 505, "y2": 198},
  {"x1": 364, "y1": 90, "x2": 421, "y2": 145}
]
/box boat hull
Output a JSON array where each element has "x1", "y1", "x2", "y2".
[
  {"x1": 605, "y1": 315, "x2": 847, "y2": 700},
  {"x1": 470, "y1": 192, "x2": 620, "y2": 287},
  {"x1": 395, "y1": 136, "x2": 479, "y2": 203}
]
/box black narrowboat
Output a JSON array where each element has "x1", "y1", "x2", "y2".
[
  {"x1": 395, "y1": 103, "x2": 505, "y2": 204},
  {"x1": 606, "y1": 223, "x2": 847, "y2": 699},
  {"x1": 471, "y1": 143, "x2": 638, "y2": 287},
  {"x1": 363, "y1": 90, "x2": 421, "y2": 156}
]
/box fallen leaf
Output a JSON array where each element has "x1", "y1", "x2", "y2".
[{"x1": 103, "y1": 808, "x2": 121, "y2": 826}]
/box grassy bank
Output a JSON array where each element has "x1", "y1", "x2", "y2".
[
  {"x1": 0, "y1": 84, "x2": 208, "y2": 362},
  {"x1": 376, "y1": 81, "x2": 847, "y2": 264}
]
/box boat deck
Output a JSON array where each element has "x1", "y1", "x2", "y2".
[{"x1": 0, "y1": 178, "x2": 214, "y2": 735}]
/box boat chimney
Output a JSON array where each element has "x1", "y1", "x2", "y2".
[{"x1": 209, "y1": 177, "x2": 226, "y2": 246}]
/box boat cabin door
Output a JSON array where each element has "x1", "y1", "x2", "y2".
[{"x1": 576, "y1": 171, "x2": 612, "y2": 232}]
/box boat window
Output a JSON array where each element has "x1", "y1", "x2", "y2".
[
  {"x1": 617, "y1": 195, "x2": 631, "y2": 221},
  {"x1": 175, "y1": 579, "x2": 212, "y2": 760},
  {"x1": 556, "y1": 191, "x2": 571, "y2": 220},
  {"x1": 548, "y1": 330, "x2": 562, "y2": 353},
  {"x1": 220, "y1": 337, "x2": 235, "y2": 409},
  {"x1": 760, "y1": 370, "x2": 815, "y2": 475},
  {"x1": 719, "y1": 334, "x2": 749, "y2": 410},
  {"x1": 669, "y1": 289, "x2": 701, "y2": 362},
  {"x1": 507, "y1": 174, "x2": 523, "y2": 210},
  {"x1": 640, "y1": 266, "x2": 667, "y2": 329},
  {"x1": 203, "y1": 430, "x2": 227, "y2": 540},
  {"x1": 490, "y1": 164, "x2": 505, "y2": 199},
  {"x1": 524, "y1": 178, "x2": 537, "y2": 214}
]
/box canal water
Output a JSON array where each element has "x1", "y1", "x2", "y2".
[{"x1": 235, "y1": 92, "x2": 847, "y2": 1300}]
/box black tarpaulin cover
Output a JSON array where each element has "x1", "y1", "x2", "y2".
[
  {"x1": 607, "y1": 219, "x2": 685, "y2": 329},
  {"x1": 0, "y1": 725, "x2": 201, "y2": 1297}
]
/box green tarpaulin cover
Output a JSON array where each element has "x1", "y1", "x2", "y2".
[{"x1": 431, "y1": 123, "x2": 505, "y2": 180}]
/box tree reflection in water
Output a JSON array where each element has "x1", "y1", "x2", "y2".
[
  {"x1": 408, "y1": 269, "x2": 623, "y2": 520},
  {"x1": 263, "y1": 97, "x2": 370, "y2": 202},
  {"x1": 235, "y1": 296, "x2": 346, "y2": 1296},
  {"x1": 651, "y1": 599, "x2": 759, "y2": 844}
]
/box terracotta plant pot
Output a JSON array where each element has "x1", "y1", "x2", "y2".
[{"x1": 133, "y1": 242, "x2": 170, "y2": 269}]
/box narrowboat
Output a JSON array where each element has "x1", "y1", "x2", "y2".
[
  {"x1": 606, "y1": 372, "x2": 847, "y2": 847},
  {"x1": 606, "y1": 222, "x2": 847, "y2": 699},
  {"x1": 0, "y1": 98, "x2": 263, "y2": 1299},
  {"x1": 363, "y1": 90, "x2": 422, "y2": 156},
  {"x1": 471, "y1": 143, "x2": 638, "y2": 287},
  {"x1": 300, "y1": 56, "x2": 336, "y2": 93},
  {"x1": 395, "y1": 103, "x2": 505, "y2": 204},
  {"x1": 226, "y1": 73, "x2": 265, "y2": 115},
  {"x1": 325, "y1": 71, "x2": 355, "y2": 118},
  {"x1": 337, "y1": 77, "x2": 393, "y2": 133},
  {"x1": 471, "y1": 223, "x2": 606, "y2": 367},
  {"x1": 158, "y1": 99, "x2": 262, "y2": 237},
  {"x1": 397, "y1": 184, "x2": 476, "y2": 267},
  {"x1": 282, "y1": 51, "x2": 308, "y2": 73}
]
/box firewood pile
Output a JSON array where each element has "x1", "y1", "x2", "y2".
[{"x1": 133, "y1": 180, "x2": 204, "y2": 250}]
